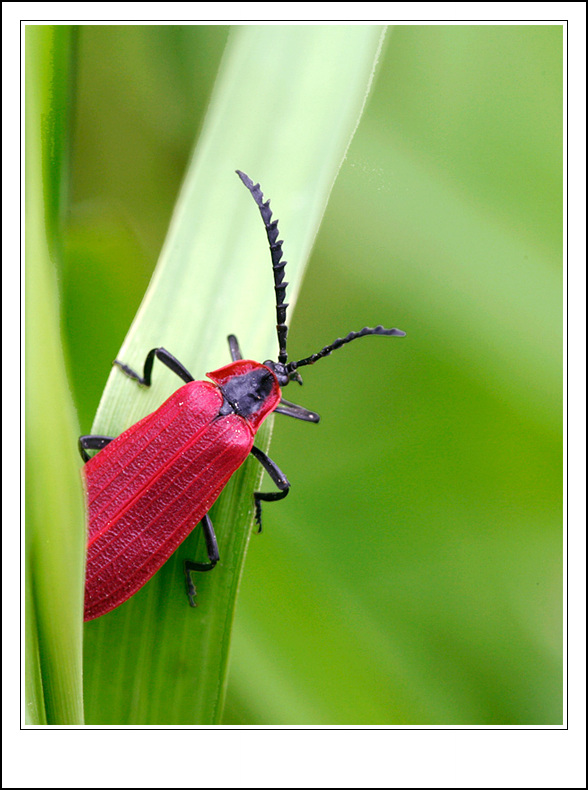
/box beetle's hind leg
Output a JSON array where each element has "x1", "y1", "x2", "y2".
[
  {"x1": 114, "y1": 348, "x2": 195, "y2": 388},
  {"x1": 184, "y1": 514, "x2": 220, "y2": 607},
  {"x1": 249, "y1": 445, "x2": 290, "y2": 534},
  {"x1": 78, "y1": 435, "x2": 114, "y2": 463}
]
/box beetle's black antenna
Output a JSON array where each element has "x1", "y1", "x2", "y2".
[
  {"x1": 236, "y1": 170, "x2": 289, "y2": 366},
  {"x1": 287, "y1": 325, "x2": 406, "y2": 375}
]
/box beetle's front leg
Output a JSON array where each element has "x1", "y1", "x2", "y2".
[
  {"x1": 184, "y1": 513, "x2": 220, "y2": 606},
  {"x1": 249, "y1": 445, "x2": 290, "y2": 534},
  {"x1": 227, "y1": 334, "x2": 243, "y2": 361}
]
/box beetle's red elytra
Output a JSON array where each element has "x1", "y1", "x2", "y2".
[{"x1": 80, "y1": 171, "x2": 405, "y2": 621}]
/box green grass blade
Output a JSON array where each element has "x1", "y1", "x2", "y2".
[
  {"x1": 83, "y1": 24, "x2": 386, "y2": 725},
  {"x1": 25, "y1": 25, "x2": 85, "y2": 725}
]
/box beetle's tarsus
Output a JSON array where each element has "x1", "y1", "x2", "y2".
[{"x1": 185, "y1": 570, "x2": 198, "y2": 607}]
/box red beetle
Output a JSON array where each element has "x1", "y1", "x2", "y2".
[{"x1": 80, "y1": 171, "x2": 405, "y2": 621}]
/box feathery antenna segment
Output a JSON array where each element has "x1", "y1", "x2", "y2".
[
  {"x1": 236, "y1": 170, "x2": 289, "y2": 365},
  {"x1": 287, "y1": 326, "x2": 406, "y2": 374},
  {"x1": 237, "y1": 170, "x2": 406, "y2": 385}
]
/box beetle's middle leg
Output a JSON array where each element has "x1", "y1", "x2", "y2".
[
  {"x1": 114, "y1": 348, "x2": 195, "y2": 388},
  {"x1": 184, "y1": 513, "x2": 220, "y2": 607},
  {"x1": 249, "y1": 445, "x2": 290, "y2": 534}
]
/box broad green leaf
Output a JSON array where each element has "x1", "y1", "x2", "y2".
[
  {"x1": 25, "y1": 24, "x2": 85, "y2": 725},
  {"x1": 82, "y1": 24, "x2": 387, "y2": 725}
]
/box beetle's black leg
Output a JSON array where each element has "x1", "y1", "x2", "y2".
[
  {"x1": 183, "y1": 514, "x2": 220, "y2": 607},
  {"x1": 274, "y1": 398, "x2": 320, "y2": 423},
  {"x1": 78, "y1": 435, "x2": 115, "y2": 463},
  {"x1": 227, "y1": 334, "x2": 243, "y2": 362},
  {"x1": 114, "y1": 347, "x2": 195, "y2": 388},
  {"x1": 249, "y1": 445, "x2": 290, "y2": 534}
]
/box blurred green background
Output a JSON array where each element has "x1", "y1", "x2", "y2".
[{"x1": 60, "y1": 24, "x2": 562, "y2": 724}]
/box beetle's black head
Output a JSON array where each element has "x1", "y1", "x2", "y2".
[{"x1": 263, "y1": 360, "x2": 300, "y2": 387}]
